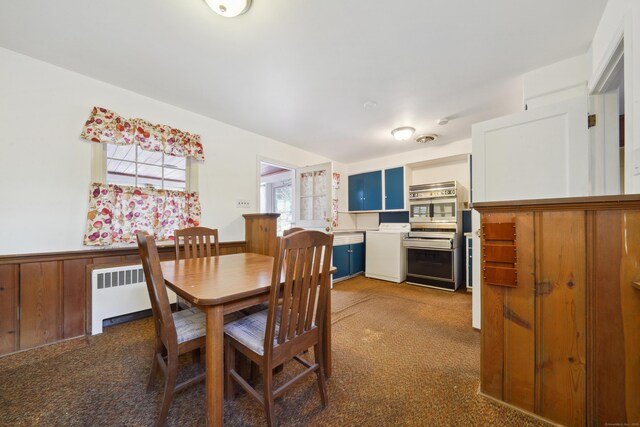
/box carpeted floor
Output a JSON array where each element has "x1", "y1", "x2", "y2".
[{"x1": 0, "y1": 276, "x2": 548, "y2": 426}]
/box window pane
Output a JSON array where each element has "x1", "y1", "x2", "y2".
[
  {"x1": 138, "y1": 175, "x2": 163, "y2": 188},
  {"x1": 164, "y1": 155, "x2": 186, "y2": 169},
  {"x1": 138, "y1": 164, "x2": 163, "y2": 188},
  {"x1": 274, "y1": 184, "x2": 293, "y2": 235},
  {"x1": 138, "y1": 163, "x2": 163, "y2": 179},
  {"x1": 107, "y1": 159, "x2": 136, "y2": 186},
  {"x1": 104, "y1": 144, "x2": 190, "y2": 191},
  {"x1": 164, "y1": 168, "x2": 186, "y2": 182},
  {"x1": 164, "y1": 180, "x2": 186, "y2": 191},
  {"x1": 137, "y1": 147, "x2": 163, "y2": 165},
  {"x1": 107, "y1": 144, "x2": 136, "y2": 161}
]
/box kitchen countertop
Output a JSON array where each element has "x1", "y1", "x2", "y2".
[{"x1": 332, "y1": 229, "x2": 375, "y2": 233}]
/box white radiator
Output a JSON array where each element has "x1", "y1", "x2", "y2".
[{"x1": 91, "y1": 264, "x2": 176, "y2": 335}]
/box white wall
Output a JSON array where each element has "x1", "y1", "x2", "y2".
[
  {"x1": 409, "y1": 155, "x2": 471, "y2": 206},
  {"x1": 346, "y1": 138, "x2": 471, "y2": 175},
  {"x1": 0, "y1": 48, "x2": 331, "y2": 255},
  {"x1": 522, "y1": 54, "x2": 589, "y2": 109}
]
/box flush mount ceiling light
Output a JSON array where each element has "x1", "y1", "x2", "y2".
[
  {"x1": 204, "y1": 0, "x2": 251, "y2": 17},
  {"x1": 391, "y1": 127, "x2": 415, "y2": 141},
  {"x1": 416, "y1": 134, "x2": 438, "y2": 144}
]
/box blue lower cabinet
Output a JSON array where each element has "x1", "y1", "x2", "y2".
[
  {"x1": 332, "y1": 245, "x2": 350, "y2": 280},
  {"x1": 350, "y1": 243, "x2": 364, "y2": 275},
  {"x1": 466, "y1": 236, "x2": 473, "y2": 289},
  {"x1": 332, "y1": 242, "x2": 365, "y2": 281}
]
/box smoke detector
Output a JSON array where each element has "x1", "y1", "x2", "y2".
[{"x1": 416, "y1": 134, "x2": 438, "y2": 144}]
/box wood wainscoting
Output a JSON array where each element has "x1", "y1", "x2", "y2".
[
  {"x1": 0, "y1": 241, "x2": 247, "y2": 357},
  {"x1": 474, "y1": 195, "x2": 640, "y2": 427}
]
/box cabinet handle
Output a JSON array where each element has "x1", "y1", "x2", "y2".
[{"x1": 633, "y1": 282, "x2": 640, "y2": 291}]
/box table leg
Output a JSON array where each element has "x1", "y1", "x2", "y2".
[
  {"x1": 205, "y1": 305, "x2": 224, "y2": 427},
  {"x1": 323, "y1": 289, "x2": 332, "y2": 378}
]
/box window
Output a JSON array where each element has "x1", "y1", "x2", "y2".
[
  {"x1": 273, "y1": 182, "x2": 293, "y2": 235},
  {"x1": 106, "y1": 144, "x2": 188, "y2": 191}
]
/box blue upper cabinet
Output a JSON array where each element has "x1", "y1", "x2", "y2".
[
  {"x1": 348, "y1": 174, "x2": 365, "y2": 211},
  {"x1": 362, "y1": 171, "x2": 382, "y2": 210},
  {"x1": 384, "y1": 167, "x2": 404, "y2": 210},
  {"x1": 348, "y1": 171, "x2": 382, "y2": 211}
]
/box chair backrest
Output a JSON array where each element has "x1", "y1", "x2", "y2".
[
  {"x1": 282, "y1": 227, "x2": 304, "y2": 236},
  {"x1": 138, "y1": 232, "x2": 177, "y2": 347},
  {"x1": 264, "y1": 230, "x2": 334, "y2": 357},
  {"x1": 174, "y1": 226, "x2": 220, "y2": 260}
]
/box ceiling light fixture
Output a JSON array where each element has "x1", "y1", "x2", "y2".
[
  {"x1": 391, "y1": 127, "x2": 415, "y2": 141},
  {"x1": 204, "y1": 0, "x2": 252, "y2": 17},
  {"x1": 416, "y1": 134, "x2": 438, "y2": 144}
]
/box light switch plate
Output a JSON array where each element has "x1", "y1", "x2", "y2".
[{"x1": 236, "y1": 199, "x2": 250, "y2": 209}]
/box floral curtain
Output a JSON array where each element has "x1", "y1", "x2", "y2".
[
  {"x1": 80, "y1": 106, "x2": 205, "y2": 161},
  {"x1": 84, "y1": 183, "x2": 201, "y2": 246}
]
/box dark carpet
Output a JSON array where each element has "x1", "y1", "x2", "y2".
[{"x1": 0, "y1": 276, "x2": 548, "y2": 426}]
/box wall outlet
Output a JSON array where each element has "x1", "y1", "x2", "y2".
[{"x1": 236, "y1": 199, "x2": 250, "y2": 209}]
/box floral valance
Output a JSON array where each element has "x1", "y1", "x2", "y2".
[
  {"x1": 84, "y1": 183, "x2": 201, "y2": 246},
  {"x1": 80, "y1": 106, "x2": 204, "y2": 161}
]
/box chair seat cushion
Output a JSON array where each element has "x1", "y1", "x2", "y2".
[
  {"x1": 173, "y1": 307, "x2": 245, "y2": 344},
  {"x1": 172, "y1": 307, "x2": 206, "y2": 344},
  {"x1": 224, "y1": 309, "x2": 279, "y2": 356}
]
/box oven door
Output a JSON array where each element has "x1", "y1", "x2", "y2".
[
  {"x1": 409, "y1": 201, "x2": 431, "y2": 223},
  {"x1": 406, "y1": 247, "x2": 454, "y2": 282},
  {"x1": 430, "y1": 197, "x2": 457, "y2": 223}
]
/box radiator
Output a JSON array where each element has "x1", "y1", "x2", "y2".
[{"x1": 91, "y1": 264, "x2": 176, "y2": 335}]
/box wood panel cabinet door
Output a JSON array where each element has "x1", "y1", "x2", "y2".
[
  {"x1": 20, "y1": 262, "x2": 64, "y2": 350},
  {"x1": 592, "y1": 210, "x2": 640, "y2": 424},
  {"x1": 0, "y1": 265, "x2": 19, "y2": 354},
  {"x1": 535, "y1": 211, "x2": 586, "y2": 426},
  {"x1": 481, "y1": 212, "x2": 535, "y2": 412}
]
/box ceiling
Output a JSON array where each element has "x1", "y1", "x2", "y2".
[{"x1": 0, "y1": 0, "x2": 608, "y2": 163}]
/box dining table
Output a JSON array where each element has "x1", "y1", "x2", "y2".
[{"x1": 160, "y1": 252, "x2": 334, "y2": 427}]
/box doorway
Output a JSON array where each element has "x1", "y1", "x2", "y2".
[
  {"x1": 259, "y1": 161, "x2": 294, "y2": 236},
  {"x1": 590, "y1": 38, "x2": 625, "y2": 194}
]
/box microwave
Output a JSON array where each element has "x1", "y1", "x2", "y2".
[{"x1": 409, "y1": 197, "x2": 457, "y2": 224}]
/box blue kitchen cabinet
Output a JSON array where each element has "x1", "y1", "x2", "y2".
[
  {"x1": 348, "y1": 171, "x2": 382, "y2": 211},
  {"x1": 332, "y1": 245, "x2": 350, "y2": 280},
  {"x1": 466, "y1": 235, "x2": 473, "y2": 289},
  {"x1": 384, "y1": 166, "x2": 404, "y2": 210},
  {"x1": 348, "y1": 174, "x2": 365, "y2": 212},
  {"x1": 350, "y1": 242, "x2": 364, "y2": 274},
  {"x1": 332, "y1": 242, "x2": 365, "y2": 281}
]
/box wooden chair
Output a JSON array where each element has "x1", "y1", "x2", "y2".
[
  {"x1": 137, "y1": 232, "x2": 206, "y2": 427},
  {"x1": 174, "y1": 226, "x2": 220, "y2": 259},
  {"x1": 174, "y1": 226, "x2": 220, "y2": 310},
  {"x1": 224, "y1": 230, "x2": 334, "y2": 426}
]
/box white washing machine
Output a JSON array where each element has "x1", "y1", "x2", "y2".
[{"x1": 365, "y1": 223, "x2": 411, "y2": 283}]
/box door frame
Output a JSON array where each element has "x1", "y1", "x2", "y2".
[{"x1": 256, "y1": 156, "x2": 297, "y2": 223}]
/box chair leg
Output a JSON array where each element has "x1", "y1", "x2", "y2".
[
  {"x1": 314, "y1": 344, "x2": 329, "y2": 407},
  {"x1": 225, "y1": 338, "x2": 236, "y2": 400},
  {"x1": 262, "y1": 363, "x2": 276, "y2": 427},
  {"x1": 156, "y1": 352, "x2": 178, "y2": 427},
  {"x1": 147, "y1": 343, "x2": 162, "y2": 392}
]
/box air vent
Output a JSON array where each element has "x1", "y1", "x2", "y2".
[{"x1": 416, "y1": 134, "x2": 438, "y2": 144}]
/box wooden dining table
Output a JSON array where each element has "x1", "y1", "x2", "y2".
[{"x1": 160, "y1": 252, "x2": 333, "y2": 427}]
